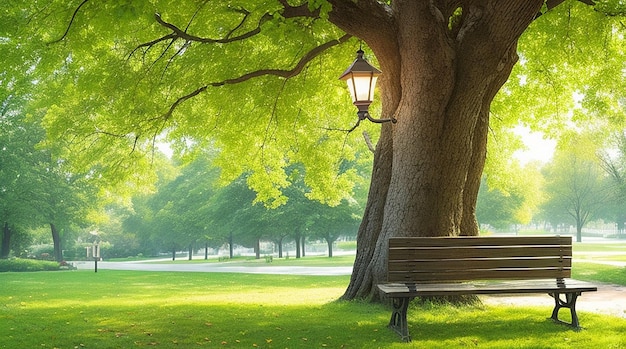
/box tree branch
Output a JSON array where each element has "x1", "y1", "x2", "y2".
[
  {"x1": 129, "y1": 2, "x2": 324, "y2": 67},
  {"x1": 48, "y1": 0, "x2": 90, "y2": 44},
  {"x1": 211, "y1": 34, "x2": 352, "y2": 85},
  {"x1": 158, "y1": 33, "x2": 351, "y2": 121},
  {"x1": 536, "y1": 0, "x2": 596, "y2": 17},
  {"x1": 153, "y1": 12, "x2": 274, "y2": 44},
  {"x1": 161, "y1": 86, "x2": 207, "y2": 121},
  {"x1": 150, "y1": 0, "x2": 321, "y2": 47}
]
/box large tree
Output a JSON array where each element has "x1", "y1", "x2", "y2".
[{"x1": 4, "y1": 1, "x2": 625, "y2": 299}]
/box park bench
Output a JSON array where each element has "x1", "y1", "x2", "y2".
[{"x1": 377, "y1": 235, "x2": 597, "y2": 342}]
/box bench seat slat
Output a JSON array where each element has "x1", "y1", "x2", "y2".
[{"x1": 378, "y1": 278, "x2": 597, "y2": 297}]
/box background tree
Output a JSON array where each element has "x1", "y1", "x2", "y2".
[
  {"x1": 308, "y1": 199, "x2": 361, "y2": 257},
  {"x1": 476, "y1": 177, "x2": 524, "y2": 231},
  {"x1": 598, "y1": 131, "x2": 626, "y2": 236},
  {"x1": 0, "y1": 111, "x2": 43, "y2": 258},
  {"x1": 542, "y1": 132, "x2": 611, "y2": 242},
  {"x1": 138, "y1": 154, "x2": 220, "y2": 259},
  {"x1": 207, "y1": 175, "x2": 259, "y2": 258},
  {"x1": 477, "y1": 160, "x2": 544, "y2": 232}
]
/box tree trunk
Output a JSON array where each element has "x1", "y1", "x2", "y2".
[
  {"x1": 329, "y1": 1, "x2": 544, "y2": 300},
  {"x1": 50, "y1": 223, "x2": 63, "y2": 262},
  {"x1": 301, "y1": 236, "x2": 306, "y2": 257},
  {"x1": 326, "y1": 237, "x2": 333, "y2": 258},
  {"x1": 295, "y1": 234, "x2": 301, "y2": 258},
  {"x1": 228, "y1": 232, "x2": 234, "y2": 258},
  {"x1": 255, "y1": 238, "x2": 260, "y2": 259},
  {"x1": 204, "y1": 242, "x2": 208, "y2": 260},
  {"x1": 277, "y1": 236, "x2": 284, "y2": 258},
  {"x1": 172, "y1": 248, "x2": 176, "y2": 261},
  {"x1": 1, "y1": 222, "x2": 11, "y2": 259},
  {"x1": 188, "y1": 244, "x2": 193, "y2": 260}
]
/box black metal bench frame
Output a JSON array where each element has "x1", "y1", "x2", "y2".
[{"x1": 377, "y1": 236, "x2": 597, "y2": 342}]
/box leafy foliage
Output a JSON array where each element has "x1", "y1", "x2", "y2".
[
  {"x1": 0, "y1": 258, "x2": 60, "y2": 272},
  {"x1": 488, "y1": 0, "x2": 626, "y2": 193},
  {"x1": 2, "y1": 0, "x2": 372, "y2": 205}
]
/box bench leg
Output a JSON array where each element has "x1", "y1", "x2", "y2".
[
  {"x1": 388, "y1": 297, "x2": 413, "y2": 342},
  {"x1": 549, "y1": 292, "x2": 581, "y2": 329}
]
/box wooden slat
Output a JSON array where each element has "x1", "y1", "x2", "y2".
[
  {"x1": 386, "y1": 236, "x2": 574, "y2": 283},
  {"x1": 388, "y1": 268, "x2": 571, "y2": 282},
  {"x1": 389, "y1": 236, "x2": 571, "y2": 248},
  {"x1": 388, "y1": 257, "x2": 572, "y2": 272},
  {"x1": 378, "y1": 278, "x2": 597, "y2": 297},
  {"x1": 388, "y1": 246, "x2": 571, "y2": 260}
]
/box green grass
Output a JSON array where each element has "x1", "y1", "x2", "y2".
[
  {"x1": 573, "y1": 262, "x2": 626, "y2": 285},
  {"x1": 573, "y1": 242, "x2": 626, "y2": 253},
  {"x1": 1, "y1": 270, "x2": 625, "y2": 348}
]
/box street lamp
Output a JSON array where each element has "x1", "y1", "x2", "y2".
[{"x1": 339, "y1": 49, "x2": 396, "y2": 124}]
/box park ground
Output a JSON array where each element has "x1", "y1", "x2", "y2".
[{"x1": 71, "y1": 240, "x2": 626, "y2": 319}]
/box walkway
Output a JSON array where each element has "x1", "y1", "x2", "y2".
[{"x1": 72, "y1": 260, "x2": 353, "y2": 276}]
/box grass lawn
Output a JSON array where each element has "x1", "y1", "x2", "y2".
[{"x1": 1, "y1": 270, "x2": 625, "y2": 348}]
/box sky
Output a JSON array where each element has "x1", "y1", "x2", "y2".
[{"x1": 513, "y1": 126, "x2": 556, "y2": 165}]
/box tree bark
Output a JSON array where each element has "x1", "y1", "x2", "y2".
[
  {"x1": 329, "y1": 1, "x2": 544, "y2": 300},
  {"x1": 295, "y1": 234, "x2": 301, "y2": 258},
  {"x1": 1, "y1": 222, "x2": 11, "y2": 259},
  {"x1": 50, "y1": 223, "x2": 63, "y2": 262},
  {"x1": 277, "y1": 236, "x2": 284, "y2": 258}
]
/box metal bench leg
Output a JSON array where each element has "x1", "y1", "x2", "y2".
[
  {"x1": 388, "y1": 297, "x2": 413, "y2": 342},
  {"x1": 550, "y1": 292, "x2": 581, "y2": 329}
]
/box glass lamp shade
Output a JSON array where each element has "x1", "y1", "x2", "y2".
[{"x1": 339, "y1": 49, "x2": 382, "y2": 112}]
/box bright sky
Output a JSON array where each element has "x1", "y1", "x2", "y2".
[{"x1": 513, "y1": 126, "x2": 556, "y2": 165}]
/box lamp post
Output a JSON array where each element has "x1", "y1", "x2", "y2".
[
  {"x1": 339, "y1": 49, "x2": 396, "y2": 124},
  {"x1": 92, "y1": 241, "x2": 100, "y2": 273}
]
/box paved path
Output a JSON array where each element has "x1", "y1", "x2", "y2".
[
  {"x1": 72, "y1": 260, "x2": 353, "y2": 276},
  {"x1": 482, "y1": 282, "x2": 626, "y2": 319}
]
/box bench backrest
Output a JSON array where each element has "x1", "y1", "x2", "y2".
[{"x1": 387, "y1": 236, "x2": 572, "y2": 283}]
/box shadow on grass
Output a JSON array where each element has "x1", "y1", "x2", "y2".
[
  {"x1": 403, "y1": 302, "x2": 626, "y2": 349},
  {"x1": 5, "y1": 300, "x2": 625, "y2": 349},
  {"x1": 3, "y1": 301, "x2": 395, "y2": 348}
]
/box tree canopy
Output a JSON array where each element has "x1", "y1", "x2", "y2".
[{"x1": 2, "y1": 0, "x2": 371, "y2": 207}]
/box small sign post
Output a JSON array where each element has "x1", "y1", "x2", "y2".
[{"x1": 91, "y1": 242, "x2": 100, "y2": 273}]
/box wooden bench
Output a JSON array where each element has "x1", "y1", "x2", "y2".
[{"x1": 377, "y1": 236, "x2": 597, "y2": 342}]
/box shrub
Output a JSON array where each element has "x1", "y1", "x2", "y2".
[{"x1": 0, "y1": 258, "x2": 61, "y2": 272}]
